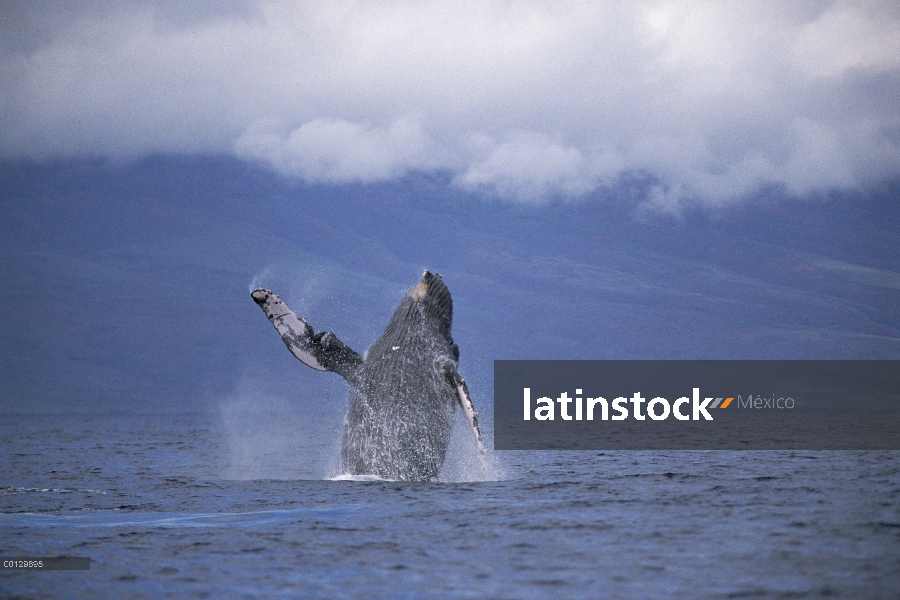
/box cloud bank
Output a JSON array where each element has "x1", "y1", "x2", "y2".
[{"x1": 2, "y1": 1, "x2": 899, "y2": 203}]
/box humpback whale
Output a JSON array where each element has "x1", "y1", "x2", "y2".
[{"x1": 251, "y1": 271, "x2": 484, "y2": 481}]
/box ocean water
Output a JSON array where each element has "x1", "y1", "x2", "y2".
[{"x1": 2, "y1": 414, "x2": 899, "y2": 599}]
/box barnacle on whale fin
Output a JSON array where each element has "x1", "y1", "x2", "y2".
[{"x1": 411, "y1": 281, "x2": 428, "y2": 299}]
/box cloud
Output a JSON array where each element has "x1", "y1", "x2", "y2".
[
  {"x1": 456, "y1": 131, "x2": 619, "y2": 201},
  {"x1": 1, "y1": 0, "x2": 899, "y2": 204},
  {"x1": 235, "y1": 116, "x2": 437, "y2": 182}
]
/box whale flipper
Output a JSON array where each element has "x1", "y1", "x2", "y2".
[
  {"x1": 443, "y1": 361, "x2": 486, "y2": 459},
  {"x1": 251, "y1": 289, "x2": 362, "y2": 380}
]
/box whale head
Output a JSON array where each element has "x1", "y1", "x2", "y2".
[{"x1": 403, "y1": 270, "x2": 453, "y2": 339}]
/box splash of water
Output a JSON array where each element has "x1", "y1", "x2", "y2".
[
  {"x1": 329, "y1": 473, "x2": 387, "y2": 482},
  {"x1": 248, "y1": 267, "x2": 274, "y2": 294},
  {"x1": 438, "y1": 416, "x2": 505, "y2": 482},
  {"x1": 218, "y1": 377, "x2": 342, "y2": 480},
  {"x1": 249, "y1": 264, "x2": 344, "y2": 318}
]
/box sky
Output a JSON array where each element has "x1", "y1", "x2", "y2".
[{"x1": 2, "y1": 0, "x2": 900, "y2": 206}]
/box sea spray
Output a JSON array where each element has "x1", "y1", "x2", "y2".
[{"x1": 218, "y1": 376, "x2": 343, "y2": 480}]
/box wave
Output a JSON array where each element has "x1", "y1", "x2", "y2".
[{"x1": 2, "y1": 486, "x2": 107, "y2": 495}]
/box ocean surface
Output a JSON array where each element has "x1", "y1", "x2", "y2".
[{"x1": 2, "y1": 414, "x2": 899, "y2": 599}]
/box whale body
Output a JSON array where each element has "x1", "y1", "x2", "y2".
[{"x1": 251, "y1": 271, "x2": 483, "y2": 481}]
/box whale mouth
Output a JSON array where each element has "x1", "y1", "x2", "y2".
[
  {"x1": 411, "y1": 270, "x2": 441, "y2": 299},
  {"x1": 412, "y1": 271, "x2": 449, "y2": 305},
  {"x1": 419, "y1": 270, "x2": 442, "y2": 287}
]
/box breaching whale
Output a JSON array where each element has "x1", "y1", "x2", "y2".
[{"x1": 251, "y1": 271, "x2": 484, "y2": 481}]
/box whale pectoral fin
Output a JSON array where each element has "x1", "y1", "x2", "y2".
[
  {"x1": 251, "y1": 289, "x2": 363, "y2": 379},
  {"x1": 443, "y1": 362, "x2": 486, "y2": 459}
]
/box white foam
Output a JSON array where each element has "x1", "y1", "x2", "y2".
[{"x1": 329, "y1": 473, "x2": 389, "y2": 482}]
